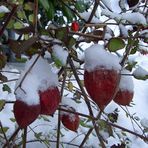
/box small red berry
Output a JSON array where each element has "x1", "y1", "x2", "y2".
[
  {"x1": 14, "y1": 100, "x2": 40, "y2": 128},
  {"x1": 71, "y1": 21, "x2": 79, "y2": 32},
  {"x1": 39, "y1": 87, "x2": 61, "y2": 115}
]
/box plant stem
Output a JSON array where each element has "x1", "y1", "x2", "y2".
[{"x1": 22, "y1": 127, "x2": 27, "y2": 148}]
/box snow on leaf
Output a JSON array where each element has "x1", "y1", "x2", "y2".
[
  {"x1": 119, "y1": 69, "x2": 134, "y2": 92},
  {"x1": 52, "y1": 45, "x2": 68, "y2": 66},
  {"x1": 0, "y1": 6, "x2": 10, "y2": 13},
  {"x1": 133, "y1": 66, "x2": 148, "y2": 80},
  {"x1": 140, "y1": 118, "x2": 148, "y2": 129}
]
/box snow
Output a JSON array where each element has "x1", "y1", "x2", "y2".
[
  {"x1": 119, "y1": 69, "x2": 134, "y2": 92},
  {"x1": 133, "y1": 66, "x2": 148, "y2": 77},
  {"x1": 84, "y1": 44, "x2": 121, "y2": 72},
  {"x1": 0, "y1": 5, "x2": 9, "y2": 13},
  {"x1": 119, "y1": 24, "x2": 128, "y2": 37},
  {"x1": 122, "y1": 12, "x2": 147, "y2": 25},
  {"x1": 140, "y1": 118, "x2": 148, "y2": 129},
  {"x1": 79, "y1": 11, "x2": 102, "y2": 23},
  {"x1": 15, "y1": 54, "x2": 58, "y2": 105},
  {"x1": 52, "y1": 45, "x2": 68, "y2": 66},
  {"x1": 101, "y1": 0, "x2": 112, "y2": 10},
  {"x1": 101, "y1": 9, "x2": 147, "y2": 25}
]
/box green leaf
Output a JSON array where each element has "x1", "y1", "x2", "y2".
[
  {"x1": 51, "y1": 54, "x2": 63, "y2": 68},
  {"x1": 39, "y1": 0, "x2": 50, "y2": 11},
  {"x1": 62, "y1": 5, "x2": 74, "y2": 22},
  {"x1": 108, "y1": 38, "x2": 125, "y2": 52},
  {"x1": 0, "y1": 13, "x2": 5, "y2": 18},
  {"x1": 67, "y1": 81, "x2": 73, "y2": 92},
  {"x1": 14, "y1": 22, "x2": 23, "y2": 29},
  {"x1": 0, "y1": 54, "x2": 6, "y2": 69},
  {"x1": 46, "y1": 1, "x2": 55, "y2": 20},
  {"x1": 0, "y1": 100, "x2": 5, "y2": 112},
  {"x1": 75, "y1": 1, "x2": 86, "y2": 13},
  {"x1": 67, "y1": 37, "x2": 76, "y2": 48},
  {"x1": 133, "y1": 74, "x2": 148, "y2": 80},
  {"x1": 15, "y1": 57, "x2": 27, "y2": 63},
  {"x1": 0, "y1": 126, "x2": 9, "y2": 134},
  {"x1": 55, "y1": 27, "x2": 68, "y2": 42},
  {"x1": 41, "y1": 115, "x2": 50, "y2": 122},
  {"x1": 29, "y1": 14, "x2": 34, "y2": 23},
  {"x1": 2, "y1": 84, "x2": 11, "y2": 93},
  {"x1": 79, "y1": 120, "x2": 92, "y2": 128},
  {"x1": 10, "y1": 118, "x2": 16, "y2": 122},
  {"x1": 130, "y1": 47, "x2": 137, "y2": 54},
  {"x1": 34, "y1": 132, "x2": 42, "y2": 139},
  {"x1": 0, "y1": 73, "x2": 8, "y2": 82},
  {"x1": 24, "y1": 2, "x2": 34, "y2": 11}
]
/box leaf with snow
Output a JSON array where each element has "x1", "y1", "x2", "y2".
[
  {"x1": 140, "y1": 118, "x2": 148, "y2": 130},
  {"x1": 52, "y1": 45, "x2": 68, "y2": 66},
  {"x1": 133, "y1": 66, "x2": 148, "y2": 80},
  {"x1": 107, "y1": 38, "x2": 125, "y2": 52},
  {"x1": 0, "y1": 6, "x2": 9, "y2": 13}
]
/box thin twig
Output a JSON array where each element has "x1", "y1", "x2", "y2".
[
  {"x1": 3, "y1": 127, "x2": 20, "y2": 148},
  {"x1": 0, "y1": 121, "x2": 10, "y2": 147},
  {"x1": 82, "y1": 0, "x2": 100, "y2": 33},
  {"x1": 0, "y1": 4, "x2": 18, "y2": 36},
  {"x1": 68, "y1": 56, "x2": 105, "y2": 148},
  {"x1": 33, "y1": 0, "x2": 38, "y2": 35},
  {"x1": 22, "y1": 127, "x2": 27, "y2": 148},
  {"x1": 15, "y1": 54, "x2": 41, "y2": 93},
  {"x1": 0, "y1": 79, "x2": 18, "y2": 84},
  {"x1": 57, "y1": 67, "x2": 67, "y2": 148}
]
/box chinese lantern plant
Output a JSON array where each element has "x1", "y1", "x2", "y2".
[
  {"x1": 114, "y1": 69, "x2": 134, "y2": 106},
  {"x1": 84, "y1": 44, "x2": 121, "y2": 110},
  {"x1": 60, "y1": 105, "x2": 80, "y2": 132},
  {"x1": 14, "y1": 55, "x2": 60, "y2": 128}
]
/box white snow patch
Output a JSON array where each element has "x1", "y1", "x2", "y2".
[
  {"x1": 140, "y1": 118, "x2": 148, "y2": 129},
  {"x1": 133, "y1": 66, "x2": 148, "y2": 77},
  {"x1": 84, "y1": 44, "x2": 121, "y2": 72},
  {"x1": 0, "y1": 5, "x2": 10, "y2": 13},
  {"x1": 119, "y1": 24, "x2": 128, "y2": 37},
  {"x1": 52, "y1": 45, "x2": 68, "y2": 66},
  {"x1": 122, "y1": 12, "x2": 146, "y2": 25},
  {"x1": 15, "y1": 54, "x2": 59, "y2": 105},
  {"x1": 102, "y1": 9, "x2": 146, "y2": 25},
  {"x1": 102, "y1": 0, "x2": 112, "y2": 10},
  {"x1": 119, "y1": 69, "x2": 134, "y2": 92},
  {"x1": 79, "y1": 11, "x2": 102, "y2": 23}
]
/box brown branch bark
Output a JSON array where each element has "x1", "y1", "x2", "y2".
[{"x1": 0, "y1": 4, "x2": 18, "y2": 36}]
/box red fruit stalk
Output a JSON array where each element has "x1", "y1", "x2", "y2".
[
  {"x1": 39, "y1": 87, "x2": 61, "y2": 115},
  {"x1": 14, "y1": 100, "x2": 40, "y2": 128},
  {"x1": 71, "y1": 21, "x2": 79, "y2": 32}
]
